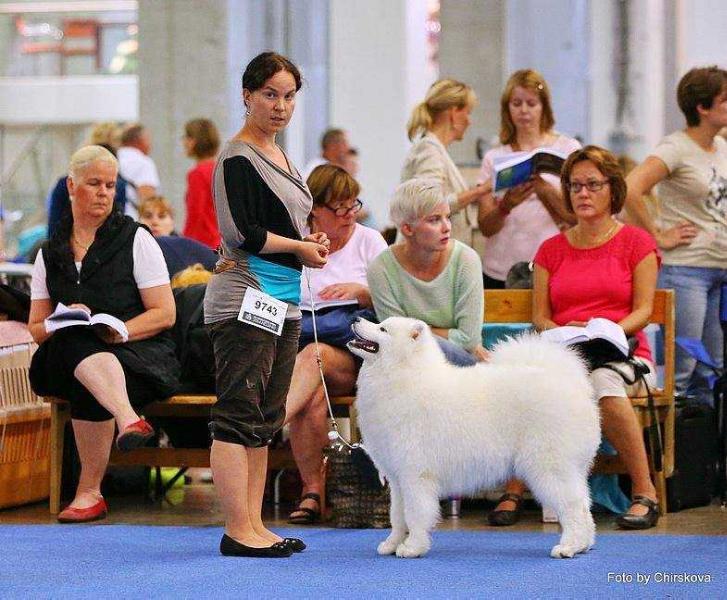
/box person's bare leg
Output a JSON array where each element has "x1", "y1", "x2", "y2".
[
  {"x1": 600, "y1": 396, "x2": 657, "y2": 516},
  {"x1": 246, "y1": 446, "x2": 283, "y2": 544},
  {"x1": 210, "y1": 440, "x2": 269, "y2": 547},
  {"x1": 73, "y1": 353, "x2": 139, "y2": 431},
  {"x1": 67, "y1": 419, "x2": 115, "y2": 509},
  {"x1": 493, "y1": 479, "x2": 527, "y2": 512},
  {"x1": 287, "y1": 347, "x2": 358, "y2": 520},
  {"x1": 284, "y1": 344, "x2": 328, "y2": 423},
  {"x1": 288, "y1": 387, "x2": 328, "y2": 519}
]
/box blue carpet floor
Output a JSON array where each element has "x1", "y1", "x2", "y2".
[{"x1": 1, "y1": 525, "x2": 725, "y2": 599}]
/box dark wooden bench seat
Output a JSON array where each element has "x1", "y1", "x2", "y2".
[{"x1": 46, "y1": 394, "x2": 357, "y2": 514}]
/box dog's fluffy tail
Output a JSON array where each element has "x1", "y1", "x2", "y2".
[{"x1": 488, "y1": 332, "x2": 594, "y2": 400}]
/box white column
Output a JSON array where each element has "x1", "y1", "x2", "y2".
[
  {"x1": 329, "y1": 0, "x2": 431, "y2": 227},
  {"x1": 628, "y1": 0, "x2": 666, "y2": 158}
]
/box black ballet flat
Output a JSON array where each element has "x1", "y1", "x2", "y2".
[
  {"x1": 487, "y1": 492, "x2": 524, "y2": 527},
  {"x1": 282, "y1": 537, "x2": 306, "y2": 552},
  {"x1": 616, "y1": 495, "x2": 659, "y2": 530},
  {"x1": 219, "y1": 534, "x2": 293, "y2": 558}
]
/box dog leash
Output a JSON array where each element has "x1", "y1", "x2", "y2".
[{"x1": 303, "y1": 268, "x2": 357, "y2": 449}]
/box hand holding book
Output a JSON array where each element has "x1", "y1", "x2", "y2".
[
  {"x1": 500, "y1": 180, "x2": 535, "y2": 213},
  {"x1": 44, "y1": 302, "x2": 129, "y2": 343},
  {"x1": 492, "y1": 147, "x2": 568, "y2": 192}
]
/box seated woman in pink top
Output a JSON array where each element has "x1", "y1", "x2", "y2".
[
  {"x1": 477, "y1": 69, "x2": 580, "y2": 288},
  {"x1": 490, "y1": 146, "x2": 661, "y2": 530}
]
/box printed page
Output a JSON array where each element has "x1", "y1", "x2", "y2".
[
  {"x1": 584, "y1": 318, "x2": 628, "y2": 355},
  {"x1": 46, "y1": 302, "x2": 91, "y2": 323},
  {"x1": 539, "y1": 325, "x2": 590, "y2": 345},
  {"x1": 89, "y1": 313, "x2": 129, "y2": 342},
  {"x1": 531, "y1": 151, "x2": 567, "y2": 176}
]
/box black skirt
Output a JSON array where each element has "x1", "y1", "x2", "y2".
[{"x1": 30, "y1": 326, "x2": 180, "y2": 421}]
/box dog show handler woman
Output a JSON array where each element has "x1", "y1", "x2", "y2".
[{"x1": 203, "y1": 52, "x2": 329, "y2": 558}]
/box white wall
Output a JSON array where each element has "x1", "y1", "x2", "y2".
[
  {"x1": 680, "y1": 0, "x2": 727, "y2": 68},
  {"x1": 329, "y1": 0, "x2": 431, "y2": 227},
  {"x1": 507, "y1": 0, "x2": 589, "y2": 142},
  {"x1": 0, "y1": 76, "x2": 138, "y2": 125}
]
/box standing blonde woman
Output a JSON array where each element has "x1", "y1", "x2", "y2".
[
  {"x1": 477, "y1": 69, "x2": 580, "y2": 288},
  {"x1": 401, "y1": 79, "x2": 490, "y2": 253}
]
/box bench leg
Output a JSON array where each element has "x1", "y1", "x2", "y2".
[
  {"x1": 49, "y1": 401, "x2": 71, "y2": 514},
  {"x1": 654, "y1": 466, "x2": 668, "y2": 515}
]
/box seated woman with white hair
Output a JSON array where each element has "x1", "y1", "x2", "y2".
[
  {"x1": 368, "y1": 178, "x2": 488, "y2": 365},
  {"x1": 27, "y1": 145, "x2": 179, "y2": 523}
]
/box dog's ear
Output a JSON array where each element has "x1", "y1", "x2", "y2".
[{"x1": 410, "y1": 322, "x2": 426, "y2": 341}]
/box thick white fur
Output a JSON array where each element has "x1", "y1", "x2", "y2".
[{"x1": 348, "y1": 317, "x2": 601, "y2": 559}]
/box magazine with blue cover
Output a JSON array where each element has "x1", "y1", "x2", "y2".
[{"x1": 492, "y1": 147, "x2": 568, "y2": 192}]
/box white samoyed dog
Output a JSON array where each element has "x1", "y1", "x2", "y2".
[{"x1": 347, "y1": 316, "x2": 600, "y2": 559}]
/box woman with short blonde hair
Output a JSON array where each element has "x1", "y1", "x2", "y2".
[
  {"x1": 368, "y1": 178, "x2": 488, "y2": 366},
  {"x1": 28, "y1": 145, "x2": 179, "y2": 524}
]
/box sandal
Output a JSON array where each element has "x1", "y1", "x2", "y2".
[
  {"x1": 487, "y1": 492, "x2": 524, "y2": 527},
  {"x1": 288, "y1": 492, "x2": 321, "y2": 525}
]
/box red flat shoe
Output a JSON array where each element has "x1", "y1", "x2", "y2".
[
  {"x1": 116, "y1": 419, "x2": 155, "y2": 451},
  {"x1": 57, "y1": 498, "x2": 108, "y2": 523}
]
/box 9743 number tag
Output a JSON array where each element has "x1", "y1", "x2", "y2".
[{"x1": 238, "y1": 288, "x2": 288, "y2": 336}]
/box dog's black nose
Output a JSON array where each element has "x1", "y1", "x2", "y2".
[{"x1": 353, "y1": 317, "x2": 361, "y2": 323}]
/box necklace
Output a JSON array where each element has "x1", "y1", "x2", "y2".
[
  {"x1": 72, "y1": 233, "x2": 93, "y2": 251},
  {"x1": 576, "y1": 219, "x2": 619, "y2": 247}
]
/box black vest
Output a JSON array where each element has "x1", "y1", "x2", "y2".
[
  {"x1": 44, "y1": 212, "x2": 144, "y2": 321},
  {"x1": 42, "y1": 211, "x2": 181, "y2": 398}
]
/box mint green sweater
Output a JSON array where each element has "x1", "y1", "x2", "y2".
[{"x1": 367, "y1": 240, "x2": 484, "y2": 350}]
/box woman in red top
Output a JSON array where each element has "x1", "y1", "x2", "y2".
[
  {"x1": 182, "y1": 118, "x2": 221, "y2": 249},
  {"x1": 489, "y1": 146, "x2": 661, "y2": 530}
]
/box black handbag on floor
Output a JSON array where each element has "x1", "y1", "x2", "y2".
[
  {"x1": 324, "y1": 442, "x2": 390, "y2": 529},
  {"x1": 667, "y1": 398, "x2": 718, "y2": 511}
]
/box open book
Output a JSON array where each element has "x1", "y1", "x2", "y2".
[
  {"x1": 300, "y1": 298, "x2": 358, "y2": 312},
  {"x1": 44, "y1": 302, "x2": 129, "y2": 342},
  {"x1": 492, "y1": 147, "x2": 568, "y2": 192},
  {"x1": 539, "y1": 318, "x2": 628, "y2": 357}
]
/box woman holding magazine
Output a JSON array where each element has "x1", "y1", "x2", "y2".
[
  {"x1": 491, "y1": 146, "x2": 661, "y2": 530},
  {"x1": 477, "y1": 69, "x2": 580, "y2": 288},
  {"x1": 27, "y1": 145, "x2": 179, "y2": 523}
]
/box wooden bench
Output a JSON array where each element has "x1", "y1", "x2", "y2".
[
  {"x1": 483, "y1": 289, "x2": 676, "y2": 515},
  {"x1": 47, "y1": 288, "x2": 675, "y2": 515},
  {"x1": 47, "y1": 394, "x2": 357, "y2": 514}
]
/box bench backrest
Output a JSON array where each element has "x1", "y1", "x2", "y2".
[{"x1": 482, "y1": 289, "x2": 675, "y2": 397}]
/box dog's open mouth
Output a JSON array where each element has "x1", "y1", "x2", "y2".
[{"x1": 348, "y1": 332, "x2": 379, "y2": 354}]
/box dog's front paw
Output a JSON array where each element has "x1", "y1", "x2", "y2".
[
  {"x1": 377, "y1": 536, "x2": 402, "y2": 556},
  {"x1": 395, "y1": 539, "x2": 430, "y2": 558},
  {"x1": 550, "y1": 544, "x2": 578, "y2": 559}
]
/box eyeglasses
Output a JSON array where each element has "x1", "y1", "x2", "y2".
[
  {"x1": 323, "y1": 199, "x2": 363, "y2": 216},
  {"x1": 567, "y1": 179, "x2": 610, "y2": 194}
]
